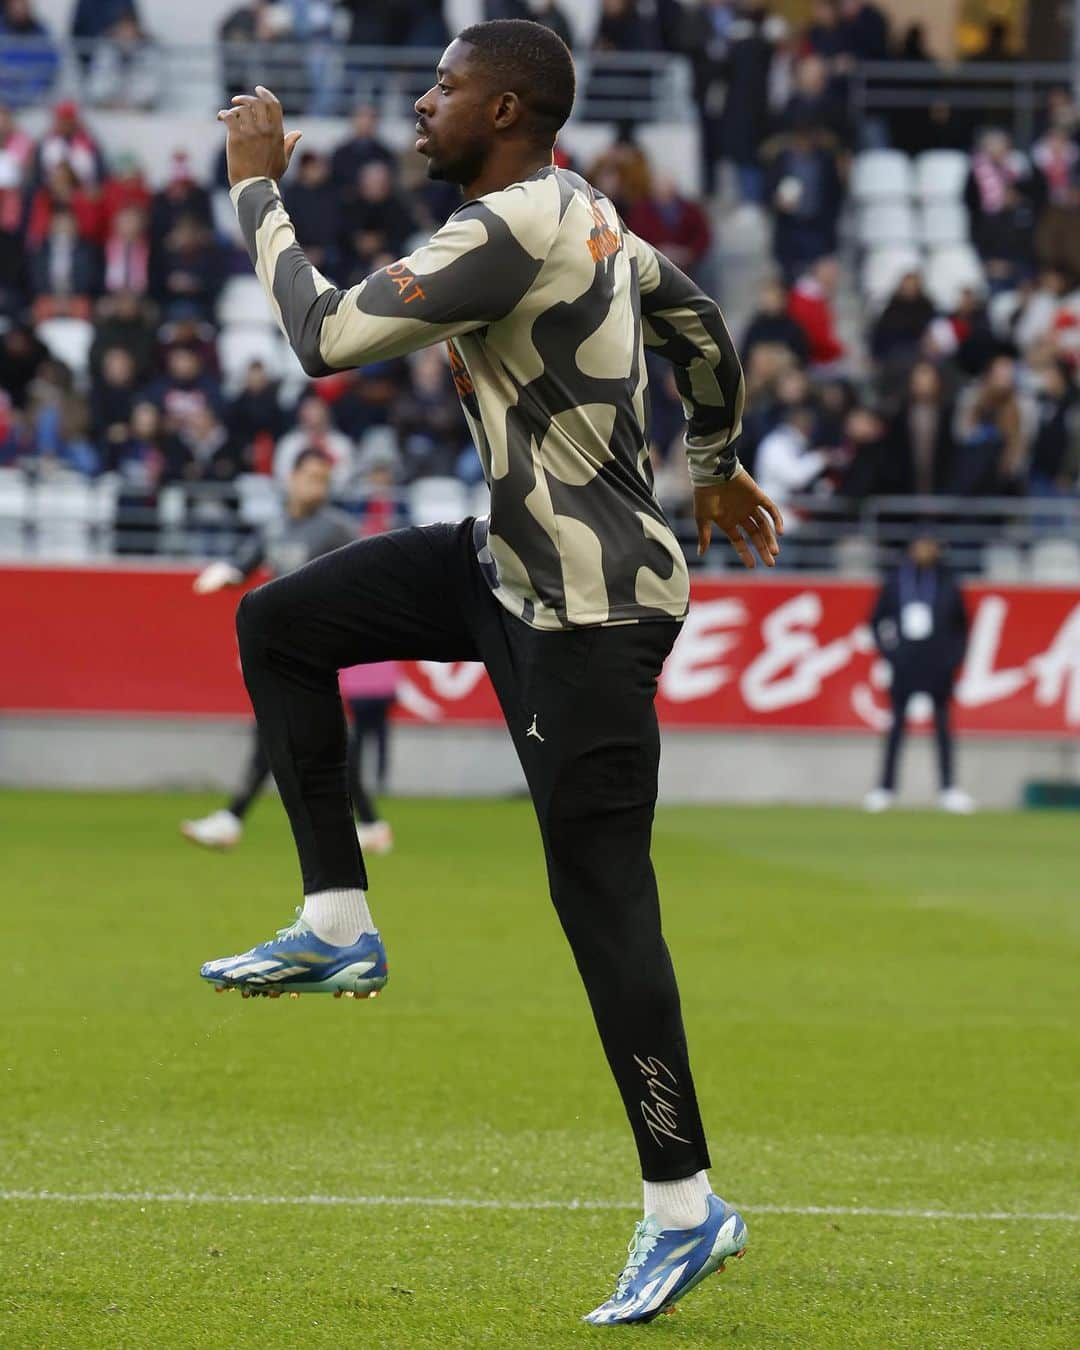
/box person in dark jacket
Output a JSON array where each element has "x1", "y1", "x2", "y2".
[{"x1": 866, "y1": 535, "x2": 974, "y2": 813}]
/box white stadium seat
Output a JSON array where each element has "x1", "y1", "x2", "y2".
[
  {"x1": 0, "y1": 468, "x2": 29, "y2": 558},
  {"x1": 914, "y1": 149, "x2": 971, "y2": 202},
  {"x1": 982, "y1": 541, "x2": 1025, "y2": 582},
  {"x1": 218, "y1": 325, "x2": 286, "y2": 392},
  {"x1": 1030, "y1": 537, "x2": 1080, "y2": 583},
  {"x1": 850, "y1": 149, "x2": 913, "y2": 203},
  {"x1": 924, "y1": 244, "x2": 986, "y2": 312},
  {"x1": 920, "y1": 201, "x2": 969, "y2": 248},
  {"x1": 237, "y1": 473, "x2": 282, "y2": 528},
  {"x1": 32, "y1": 477, "x2": 94, "y2": 560},
  {"x1": 407, "y1": 476, "x2": 468, "y2": 526},
  {"x1": 861, "y1": 245, "x2": 923, "y2": 308},
  {"x1": 35, "y1": 317, "x2": 94, "y2": 383},
  {"x1": 833, "y1": 535, "x2": 876, "y2": 577},
  {"x1": 211, "y1": 188, "x2": 244, "y2": 248},
  {"x1": 217, "y1": 275, "x2": 275, "y2": 328},
  {"x1": 857, "y1": 201, "x2": 917, "y2": 248}
]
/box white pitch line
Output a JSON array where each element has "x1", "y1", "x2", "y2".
[{"x1": 0, "y1": 1190, "x2": 1076, "y2": 1223}]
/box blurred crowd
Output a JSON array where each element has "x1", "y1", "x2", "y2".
[{"x1": 0, "y1": 0, "x2": 1078, "y2": 566}]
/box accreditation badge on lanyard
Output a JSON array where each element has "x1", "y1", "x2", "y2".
[{"x1": 899, "y1": 566, "x2": 936, "y2": 641}]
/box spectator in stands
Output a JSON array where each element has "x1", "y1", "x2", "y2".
[
  {"x1": 109, "y1": 397, "x2": 192, "y2": 552},
  {"x1": 0, "y1": 0, "x2": 59, "y2": 108},
  {"x1": 99, "y1": 152, "x2": 150, "y2": 236},
  {"x1": 715, "y1": 1, "x2": 781, "y2": 208},
  {"x1": 327, "y1": 359, "x2": 407, "y2": 440},
  {"x1": 88, "y1": 289, "x2": 157, "y2": 386},
  {"x1": 25, "y1": 358, "x2": 98, "y2": 475},
  {"x1": 144, "y1": 342, "x2": 223, "y2": 429},
  {"x1": 1027, "y1": 358, "x2": 1078, "y2": 500},
  {"x1": 330, "y1": 105, "x2": 396, "y2": 192},
  {"x1": 0, "y1": 102, "x2": 33, "y2": 193},
  {"x1": 741, "y1": 277, "x2": 809, "y2": 366},
  {"x1": 767, "y1": 119, "x2": 844, "y2": 280},
  {"x1": 150, "y1": 152, "x2": 212, "y2": 252},
  {"x1": 34, "y1": 100, "x2": 106, "y2": 186},
  {"x1": 487, "y1": 0, "x2": 572, "y2": 49},
  {"x1": 587, "y1": 135, "x2": 652, "y2": 217},
  {"x1": 226, "y1": 359, "x2": 285, "y2": 473},
  {"x1": 220, "y1": 0, "x2": 292, "y2": 107},
  {"x1": 102, "y1": 204, "x2": 150, "y2": 296},
  {"x1": 625, "y1": 172, "x2": 711, "y2": 280},
  {"x1": 0, "y1": 320, "x2": 47, "y2": 407},
  {"x1": 870, "y1": 271, "x2": 937, "y2": 365},
  {"x1": 283, "y1": 149, "x2": 340, "y2": 275},
  {"x1": 339, "y1": 161, "x2": 417, "y2": 276},
  {"x1": 779, "y1": 53, "x2": 848, "y2": 145},
  {"x1": 150, "y1": 214, "x2": 221, "y2": 320},
  {"x1": 26, "y1": 161, "x2": 105, "y2": 253},
  {"x1": 882, "y1": 360, "x2": 955, "y2": 496},
  {"x1": 832, "y1": 404, "x2": 888, "y2": 501},
  {"x1": 29, "y1": 206, "x2": 100, "y2": 321},
  {"x1": 754, "y1": 400, "x2": 829, "y2": 531},
  {"x1": 91, "y1": 343, "x2": 139, "y2": 448},
  {"x1": 837, "y1": 0, "x2": 888, "y2": 62},
  {"x1": 787, "y1": 256, "x2": 846, "y2": 369},
  {"x1": 0, "y1": 105, "x2": 30, "y2": 311},
  {"x1": 1035, "y1": 181, "x2": 1080, "y2": 281},
  {"x1": 1030, "y1": 125, "x2": 1078, "y2": 208},
  {"x1": 966, "y1": 131, "x2": 1030, "y2": 249},
  {"x1": 390, "y1": 346, "x2": 472, "y2": 481},
  {"x1": 71, "y1": 0, "x2": 138, "y2": 48},
  {"x1": 0, "y1": 387, "x2": 30, "y2": 463},
  {"x1": 951, "y1": 354, "x2": 1034, "y2": 495},
  {"x1": 86, "y1": 12, "x2": 160, "y2": 110},
  {"x1": 274, "y1": 393, "x2": 355, "y2": 486}
]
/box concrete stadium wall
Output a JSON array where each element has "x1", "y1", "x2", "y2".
[{"x1": 2, "y1": 714, "x2": 1076, "y2": 809}]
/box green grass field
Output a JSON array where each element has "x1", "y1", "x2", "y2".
[{"x1": 2, "y1": 791, "x2": 1077, "y2": 1348}]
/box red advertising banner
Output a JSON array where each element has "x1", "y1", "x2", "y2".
[{"x1": 3, "y1": 566, "x2": 1079, "y2": 737}]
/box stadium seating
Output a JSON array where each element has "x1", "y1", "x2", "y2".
[
  {"x1": 919, "y1": 201, "x2": 970, "y2": 248},
  {"x1": 31, "y1": 478, "x2": 96, "y2": 560},
  {"x1": 237, "y1": 472, "x2": 282, "y2": 527},
  {"x1": 982, "y1": 541, "x2": 1025, "y2": 582},
  {"x1": 857, "y1": 201, "x2": 918, "y2": 248},
  {"x1": 914, "y1": 149, "x2": 971, "y2": 202},
  {"x1": 217, "y1": 275, "x2": 275, "y2": 329},
  {"x1": 35, "y1": 317, "x2": 95, "y2": 385},
  {"x1": 1030, "y1": 536, "x2": 1080, "y2": 582},
  {"x1": 0, "y1": 468, "x2": 30, "y2": 558},
  {"x1": 850, "y1": 149, "x2": 913, "y2": 203},
  {"x1": 924, "y1": 244, "x2": 986, "y2": 311},
  {"x1": 861, "y1": 244, "x2": 923, "y2": 308},
  {"x1": 407, "y1": 476, "x2": 468, "y2": 526},
  {"x1": 218, "y1": 326, "x2": 288, "y2": 391}
]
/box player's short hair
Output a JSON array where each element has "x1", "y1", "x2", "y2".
[
  {"x1": 458, "y1": 19, "x2": 576, "y2": 142},
  {"x1": 293, "y1": 448, "x2": 334, "y2": 474}
]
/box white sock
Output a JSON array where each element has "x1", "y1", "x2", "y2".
[
  {"x1": 301, "y1": 888, "x2": 375, "y2": 946},
  {"x1": 643, "y1": 1170, "x2": 711, "y2": 1230}
]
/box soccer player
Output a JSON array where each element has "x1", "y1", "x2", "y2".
[
  {"x1": 181, "y1": 448, "x2": 358, "y2": 849},
  {"x1": 203, "y1": 21, "x2": 783, "y2": 1324}
]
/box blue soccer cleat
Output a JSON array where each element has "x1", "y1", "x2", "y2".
[
  {"x1": 583, "y1": 1193, "x2": 747, "y2": 1325},
  {"x1": 200, "y1": 910, "x2": 388, "y2": 1000}
]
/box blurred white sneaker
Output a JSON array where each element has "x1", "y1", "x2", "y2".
[
  {"x1": 863, "y1": 788, "x2": 895, "y2": 813},
  {"x1": 356, "y1": 820, "x2": 393, "y2": 855},
  {"x1": 939, "y1": 788, "x2": 976, "y2": 814},
  {"x1": 180, "y1": 810, "x2": 243, "y2": 850}
]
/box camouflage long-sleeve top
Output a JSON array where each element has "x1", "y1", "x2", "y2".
[{"x1": 232, "y1": 165, "x2": 745, "y2": 629}]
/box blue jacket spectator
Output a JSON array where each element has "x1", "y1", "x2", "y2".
[{"x1": 0, "y1": 0, "x2": 59, "y2": 107}]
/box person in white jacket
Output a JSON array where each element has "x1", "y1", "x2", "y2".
[{"x1": 753, "y1": 402, "x2": 828, "y2": 532}]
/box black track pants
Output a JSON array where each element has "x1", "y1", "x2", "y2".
[{"x1": 235, "y1": 520, "x2": 710, "y2": 1181}]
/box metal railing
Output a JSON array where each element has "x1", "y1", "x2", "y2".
[
  {"x1": 850, "y1": 60, "x2": 1076, "y2": 148},
  {"x1": 1, "y1": 473, "x2": 1077, "y2": 580},
  {"x1": 0, "y1": 37, "x2": 692, "y2": 124}
]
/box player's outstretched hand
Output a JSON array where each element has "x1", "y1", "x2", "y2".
[
  {"x1": 216, "y1": 85, "x2": 302, "y2": 187},
  {"x1": 694, "y1": 470, "x2": 784, "y2": 569}
]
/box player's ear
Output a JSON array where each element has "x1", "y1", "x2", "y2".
[{"x1": 493, "y1": 91, "x2": 521, "y2": 131}]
